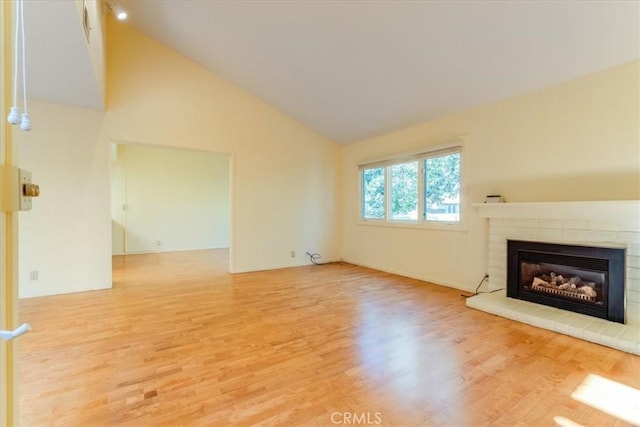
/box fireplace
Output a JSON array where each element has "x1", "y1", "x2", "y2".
[{"x1": 507, "y1": 240, "x2": 626, "y2": 324}]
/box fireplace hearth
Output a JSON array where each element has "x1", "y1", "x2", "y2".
[{"x1": 507, "y1": 240, "x2": 625, "y2": 324}]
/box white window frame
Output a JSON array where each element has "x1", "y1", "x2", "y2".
[{"x1": 358, "y1": 140, "x2": 464, "y2": 230}]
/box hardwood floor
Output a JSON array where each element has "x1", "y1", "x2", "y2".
[{"x1": 18, "y1": 250, "x2": 639, "y2": 426}]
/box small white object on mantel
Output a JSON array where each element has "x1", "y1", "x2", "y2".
[{"x1": 484, "y1": 195, "x2": 504, "y2": 203}]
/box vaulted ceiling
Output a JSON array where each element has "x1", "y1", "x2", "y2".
[{"x1": 24, "y1": 0, "x2": 640, "y2": 144}]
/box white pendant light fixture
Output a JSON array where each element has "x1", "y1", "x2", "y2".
[{"x1": 6, "y1": 0, "x2": 31, "y2": 131}]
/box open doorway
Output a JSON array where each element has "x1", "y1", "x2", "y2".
[{"x1": 109, "y1": 143, "x2": 232, "y2": 281}]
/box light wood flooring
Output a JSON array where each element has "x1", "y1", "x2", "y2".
[{"x1": 18, "y1": 250, "x2": 640, "y2": 426}]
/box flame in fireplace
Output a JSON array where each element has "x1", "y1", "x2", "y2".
[{"x1": 571, "y1": 374, "x2": 640, "y2": 425}]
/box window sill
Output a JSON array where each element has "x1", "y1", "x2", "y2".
[{"x1": 357, "y1": 220, "x2": 468, "y2": 232}]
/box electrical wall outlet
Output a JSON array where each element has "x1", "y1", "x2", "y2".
[
  {"x1": 29, "y1": 270, "x2": 39, "y2": 281},
  {"x1": 290, "y1": 251, "x2": 295, "y2": 258}
]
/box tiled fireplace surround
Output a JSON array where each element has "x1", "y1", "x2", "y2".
[{"x1": 467, "y1": 201, "x2": 640, "y2": 355}]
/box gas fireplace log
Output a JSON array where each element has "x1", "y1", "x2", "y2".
[{"x1": 531, "y1": 273, "x2": 598, "y2": 299}]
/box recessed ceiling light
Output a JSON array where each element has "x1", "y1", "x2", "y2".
[{"x1": 105, "y1": 0, "x2": 128, "y2": 21}]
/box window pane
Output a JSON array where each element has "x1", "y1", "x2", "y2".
[
  {"x1": 424, "y1": 152, "x2": 460, "y2": 222},
  {"x1": 362, "y1": 167, "x2": 385, "y2": 219},
  {"x1": 390, "y1": 161, "x2": 418, "y2": 220}
]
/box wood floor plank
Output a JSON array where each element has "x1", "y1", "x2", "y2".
[{"x1": 18, "y1": 249, "x2": 640, "y2": 426}]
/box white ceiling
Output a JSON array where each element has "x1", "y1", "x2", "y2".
[{"x1": 25, "y1": 0, "x2": 640, "y2": 144}]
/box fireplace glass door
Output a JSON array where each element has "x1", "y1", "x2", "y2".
[
  {"x1": 507, "y1": 240, "x2": 625, "y2": 324},
  {"x1": 521, "y1": 261, "x2": 605, "y2": 307}
]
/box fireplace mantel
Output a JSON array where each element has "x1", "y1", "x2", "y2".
[{"x1": 473, "y1": 200, "x2": 640, "y2": 223}]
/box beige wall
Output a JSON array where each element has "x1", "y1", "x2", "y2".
[
  {"x1": 16, "y1": 100, "x2": 111, "y2": 299},
  {"x1": 105, "y1": 17, "x2": 342, "y2": 272},
  {"x1": 341, "y1": 60, "x2": 640, "y2": 291},
  {"x1": 14, "y1": 16, "x2": 639, "y2": 300},
  {"x1": 15, "y1": 14, "x2": 342, "y2": 300},
  {"x1": 111, "y1": 144, "x2": 230, "y2": 254}
]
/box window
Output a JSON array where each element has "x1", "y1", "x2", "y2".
[
  {"x1": 424, "y1": 151, "x2": 460, "y2": 222},
  {"x1": 362, "y1": 167, "x2": 385, "y2": 219},
  {"x1": 390, "y1": 161, "x2": 418, "y2": 220},
  {"x1": 360, "y1": 145, "x2": 461, "y2": 224}
]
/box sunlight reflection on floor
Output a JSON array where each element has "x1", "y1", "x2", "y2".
[
  {"x1": 553, "y1": 416, "x2": 585, "y2": 427},
  {"x1": 571, "y1": 373, "x2": 640, "y2": 425}
]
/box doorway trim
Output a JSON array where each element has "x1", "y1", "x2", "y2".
[
  {"x1": 1, "y1": 0, "x2": 20, "y2": 423},
  {"x1": 108, "y1": 140, "x2": 235, "y2": 274}
]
